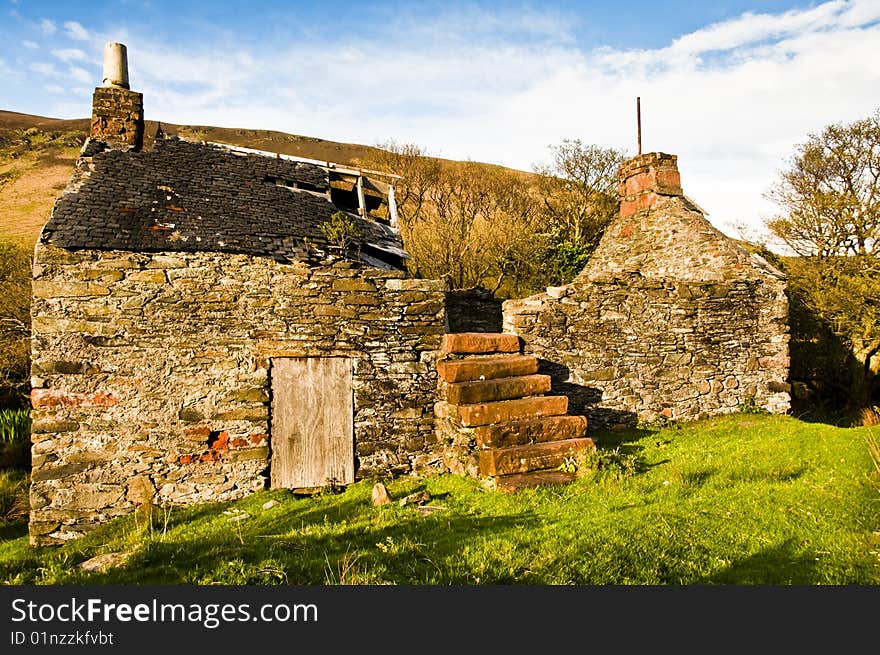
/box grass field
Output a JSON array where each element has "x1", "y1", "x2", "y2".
[{"x1": 1, "y1": 414, "x2": 877, "y2": 585}]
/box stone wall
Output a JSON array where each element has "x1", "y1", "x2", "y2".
[
  {"x1": 503, "y1": 274, "x2": 790, "y2": 428},
  {"x1": 29, "y1": 245, "x2": 445, "y2": 545},
  {"x1": 444, "y1": 287, "x2": 503, "y2": 333}
]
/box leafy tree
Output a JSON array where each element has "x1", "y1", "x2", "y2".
[
  {"x1": 533, "y1": 140, "x2": 628, "y2": 284},
  {"x1": 766, "y1": 110, "x2": 880, "y2": 257},
  {"x1": 766, "y1": 110, "x2": 880, "y2": 412}
]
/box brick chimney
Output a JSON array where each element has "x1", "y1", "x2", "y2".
[
  {"x1": 618, "y1": 152, "x2": 682, "y2": 219},
  {"x1": 90, "y1": 42, "x2": 144, "y2": 150}
]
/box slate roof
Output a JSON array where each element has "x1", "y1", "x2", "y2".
[{"x1": 40, "y1": 136, "x2": 407, "y2": 270}]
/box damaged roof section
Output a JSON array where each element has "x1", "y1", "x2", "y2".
[{"x1": 41, "y1": 136, "x2": 407, "y2": 270}]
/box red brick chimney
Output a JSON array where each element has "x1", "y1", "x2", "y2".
[
  {"x1": 618, "y1": 152, "x2": 682, "y2": 219},
  {"x1": 90, "y1": 42, "x2": 144, "y2": 150}
]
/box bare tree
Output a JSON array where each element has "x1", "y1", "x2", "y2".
[
  {"x1": 533, "y1": 139, "x2": 628, "y2": 283},
  {"x1": 362, "y1": 143, "x2": 545, "y2": 295}
]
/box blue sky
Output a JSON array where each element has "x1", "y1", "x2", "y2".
[{"x1": 2, "y1": 1, "x2": 880, "y2": 243}]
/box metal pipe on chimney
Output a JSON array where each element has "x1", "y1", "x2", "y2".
[
  {"x1": 637, "y1": 96, "x2": 642, "y2": 156},
  {"x1": 102, "y1": 42, "x2": 130, "y2": 89}
]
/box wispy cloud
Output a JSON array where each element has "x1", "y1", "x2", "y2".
[
  {"x1": 668, "y1": 1, "x2": 849, "y2": 55},
  {"x1": 28, "y1": 61, "x2": 58, "y2": 76},
  {"x1": 38, "y1": 18, "x2": 56, "y2": 35},
  {"x1": 67, "y1": 66, "x2": 93, "y2": 83},
  {"x1": 51, "y1": 48, "x2": 88, "y2": 63},
  {"x1": 22, "y1": 40, "x2": 38, "y2": 49},
  {"x1": 63, "y1": 21, "x2": 90, "y2": 41}
]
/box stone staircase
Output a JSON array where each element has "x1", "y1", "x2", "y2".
[{"x1": 434, "y1": 332, "x2": 594, "y2": 492}]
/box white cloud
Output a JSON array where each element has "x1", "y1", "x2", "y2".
[
  {"x1": 668, "y1": 2, "x2": 846, "y2": 56},
  {"x1": 51, "y1": 48, "x2": 88, "y2": 63},
  {"x1": 38, "y1": 18, "x2": 56, "y2": 35},
  {"x1": 24, "y1": 1, "x2": 880, "y2": 247},
  {"x1": 63, "y1": 21, "x2": 89, "y2": 42},
  {"x1": 67, "y1": 66, "x2": 93, "y2": 84},
  {"x1": 29, "y1": 61, "x2": 58, "y2": 76},
  {"x1": 22, "y1": 40, "x2": 38, "y2": 50},
  {"x1": 44, "y1": 84, "x2": 64, "y2": 95}
]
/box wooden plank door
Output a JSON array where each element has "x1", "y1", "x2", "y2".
[{"x1": 270, "y1": 357, "x2": 354, "y2": 488}]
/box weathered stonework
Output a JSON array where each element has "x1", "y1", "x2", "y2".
[
  {"x1": 503, "y1": 154, "x2": 790, "y2": 427},
  {"x1": 30, "y1": 246, "x2": 445, "y2": 545},
  {"x1": 90, "y1": 87, "x2": 144, "y2": 150}
]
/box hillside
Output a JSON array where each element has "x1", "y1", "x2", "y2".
[
  {"x1": 0, "y1": 110, "x2": 536, "y2": 251},
  {"x1": 0, "y1": 110, "x2": 400, "y2": 248}
]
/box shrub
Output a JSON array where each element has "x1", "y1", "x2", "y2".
[
  {"x1": 0, "y1": 240, "x2": 31, "y2": 404},
  {"x1": 319, "y1": 211, "x2": 361, "y2": 252},
  {"x1": 0, "y1": 469, "x2": 28, "y2": 524}
]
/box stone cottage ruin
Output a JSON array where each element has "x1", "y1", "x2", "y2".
[
  {"x1": 29, "y1": 45, "x2": 446, "y2": 545},
  {"x1": 503, "y1": 152, "x2": 791, "y2": 427},
  {"x1": 28, "y1": 45, "x2": 790, "y2": 545}
]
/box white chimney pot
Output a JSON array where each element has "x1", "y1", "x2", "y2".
[{"x1": 102, "y1": 42, "x2": 129, "y2": 89}]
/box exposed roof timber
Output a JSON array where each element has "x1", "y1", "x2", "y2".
[{"x1": 205, "y1": 141, "x2": 402, "y2": 180}]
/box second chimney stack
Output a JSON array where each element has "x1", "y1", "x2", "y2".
[{"x1": 618, "y1": 152, "x2": 683, "y2": 219}]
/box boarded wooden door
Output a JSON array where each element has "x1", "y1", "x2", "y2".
[{"x1": 270, "y1": 357, "x2": 354, "y2": 488}]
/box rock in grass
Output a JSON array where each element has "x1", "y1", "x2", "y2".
[
  {"x1": 399, "y1": 490, "x2": 431, "y2": 507},
  {"x1": 79, "y1": 552, "x2": 130, "y2": 573},
  {"x1": 371, "y1": 482, "x2": 391, "y2": 506},
  {"x1": 262, "y1": 499, "x2": 279, "y2": 510}
]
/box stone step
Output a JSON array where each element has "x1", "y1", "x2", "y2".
[
  {"x1": 474, "y1": 415, "x2": 588, "y2": 449},
  {"x1": 437, "y1": 355, "x2": 538, "y2": 383},
  {"x1": 458, "y1": 395, "x2": 568, "y2": 427},
  {"x1": 478, "y1": 437, "x2": 595, "y2": 476},
  {"x1": 446, "y1": 374, "x2": 551, "y2": 405},
  {"x1": 495, "y1": 470, "x2": 577, "y2": 493},
  {"x1": 441, "y1": 332, "x2": 521, "y2": 355}
]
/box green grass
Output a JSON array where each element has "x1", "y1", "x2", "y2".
[
  {"x1": 1, "y1": 414, "x2": 878, "y2": 585},
  {"x1": 0, "y1": 408, "x2": 29, "y2": 444},
  {"x1": 0, "y1": 408, "x2": 29, "y2": 469}
]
